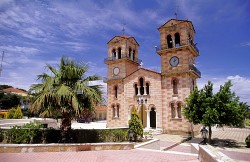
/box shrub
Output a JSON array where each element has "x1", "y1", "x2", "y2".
[
  {"x1": 246, "y1": 134, "x2": 250, "y2": 148},
  {"x1": 4, "y1": 120, "x2": 43, "y2": 144},
  {"x1": 3, "y1": 126, "x2": 129, "y2": 144},
  {"x1": 13, "y1": 106, "x2": 23, "y2": 119},
  {"x1": 7, "y1": 108, "x2": 16, "y2": 119},
  {"x1": 245, "y1": 119, "x2": 250, "y2": 127},
  {"x1": 128, "y1": 108, "x2": 143, "y2": 141}
]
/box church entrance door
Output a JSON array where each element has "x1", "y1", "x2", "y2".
[{"x1": 150, "y1": 108, "x2": 156, "y2": 128}]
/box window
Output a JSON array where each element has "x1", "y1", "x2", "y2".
[
  {"x1": 118, "y1": 47, "x2": 122, "y2": 59},
  {"x1": 171, "y1": 103, "x2": 175, "y2": 118},
  {"x1": 117, "y1": 105, "x2": 119, "y2": 118},
  {"x1": 112, "y1": 105, "x2": 119, "y2": 118},
  {"x1": 129, "y1": 48, "x2": 132, "y2": 60},
  {"x1": 146, "y1": 83, "x2": 149, "y2": 95},
  {"x1": 175, "y1": 33, "x2": 180, "y2": 47},
  {"x1": 114, "y1": 86, "x2": 118, "y2": 98},
  {"x1": 139, "y1": 77, "x2": 144, "y2": 95},
  {"x1": 191, "y1": 79, "x2": 195, "y2": 91},
  {"x1": 188, "y1": 34, "x2": 193, "y2": 45},
  {"x1": 167, "y1": 35, "x2": 173, "y2": 48},
  {"x1": 177, "y1": 103, "x2": 182, "y2": 118},
  {"x1": 112, "y1": 49, "x2": 116, "y2": 60},
  {"x1": 112, "y1": 105, "x2": 116, "y2": 118},
  {"x1": 134, "y1": 84, "x2": 138, "y2": 95},
  {"x1": 173, "y1": 78, "x2": 178, "y2": 94},
  {"x1": 133, "y1": 50, "x2": 135, "y2": 60}
]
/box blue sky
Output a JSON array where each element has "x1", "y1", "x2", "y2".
[{"x1": 0, "y1": 0, "x2": 249, "y2": 104}]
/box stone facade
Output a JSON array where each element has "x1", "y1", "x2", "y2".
[{"x1": 105, "y1": 19, "x2": 201, "y2": 135}]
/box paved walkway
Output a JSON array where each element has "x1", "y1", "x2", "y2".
[
  {"x1": 154, "y1": 127, "x2": 250, "y2": 162},
  {"x1": 1, "y1": 149, "x2": 199, "y2": 162},
  {"x1": 1, "y1": 123, "x2": 250, "y2": 162}
]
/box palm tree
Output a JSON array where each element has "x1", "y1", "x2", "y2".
[{"x1": 29, "y1": 56, "x2": 102, "y2": 142}]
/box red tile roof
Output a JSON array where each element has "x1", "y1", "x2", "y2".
[
  {"x1": 95, "y1": 105, "x2": 107, "y2": 111},
  {"x1": 3, "y1": 88, "x2": 28, "y2": 96}
]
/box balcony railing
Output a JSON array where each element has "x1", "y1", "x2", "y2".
[
  {"x1": 189, "y1": 64, "x2": 201, "y2": 77},
  {"x1": 104, "y1": 55, "x2": 142, "y2": 64},
  {"x1": 155, "y1": 42, "x2": 199, "y2": 54}
]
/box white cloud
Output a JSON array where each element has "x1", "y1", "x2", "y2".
[
  {"x1": 240, "y1": 41, "x2": 250, "y2": 46},
  {"x1": 197, "y1": 75, "x2": 250, "y2": 104}
]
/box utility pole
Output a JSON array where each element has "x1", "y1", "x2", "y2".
[{"x1": 0, "y1": 51, "x2": 4, "y2": 77}]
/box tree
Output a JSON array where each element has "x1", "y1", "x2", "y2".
[
  {"x1": 29, "y1": 56, "x2": 102, "y2": 142},
  {"x1": 128, "y1": 107, "x2": 143, "y2": 141},
  {"x1": 13, "y1": 106, "x2": 23, "y2": 119},
  {"x1": 0, "y1": 93, "x2": 20, "y2": 109},
  {"x1": 184, "y1": 81, "x2": 248, "y2": 143},
  {"x1": 7, "y1": 108, "x2": 16, "y2": 119}
]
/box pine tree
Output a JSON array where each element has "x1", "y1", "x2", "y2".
[
  {"x1": 128, "y1": 107, "x2": 143, "y2": 141},
  {"x1": 13, "y1": 105, "x2": 23, "y2": 119}
]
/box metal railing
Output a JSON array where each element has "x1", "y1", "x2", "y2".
[
  {"x1": 155, "y1": 42, "x2": 199, "y2": 54},
  {"x1": 104, "y1": 55, "x2": 142, "y2": 64},
  {"x1": 189, "y1": 64, "x2": 201, "y2": 77}
]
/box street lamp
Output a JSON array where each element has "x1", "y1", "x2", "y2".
[
  {"x1": 200, "y1": 126, "x2": 208, "y2": 145},
  {"x1": 137, "y1": 96, "x2": 147, "y2": 126}
]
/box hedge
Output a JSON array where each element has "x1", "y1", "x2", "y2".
[{"x1": 1, "y1": 128, "x2": 129, "y2": 144}]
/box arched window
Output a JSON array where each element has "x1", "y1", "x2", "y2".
[
  {"x1": 175, "y1": 33, "x2": 180, "y2": 47},
  {"x1": 112, "y1": 105, "x2": 116, "y2": 118},
  {"x1": 112, "y1": 49, "x2": 116, "y2": 60},
  {"x1": 117, "y1": 105, "x2": 119, "y2": 118},
  {"x1": 191, "y1": 79, "x2": 195, "y2": 92},
  {"x1": 146, "y1": 83, "x2": 149, "y2": 95},
  {"x1": 188, "y1": 34, "x2": 193, "y2": 45},
  {"x1": 133, "y1": 50, "x2": 135, "y2": 61},
  {"x1": 139, "y1": 77, "x2": 144, "y2": 95},
  {"x1": 114, "y1": 86, "x2": 118, "y2": 98},
  {"x1": 134, "y1": 84, "x2": 138, "y2": 95},
  {"x1": 112, "y1": 105, "x2": 119, "y2": 118},
  {"x1": 173, "y1": 78, "x2": 178, "y2": 94},
  {"x1": 167, "y1": 35, "x2": 173, "y2": 48},
  {"x1": 171, "y1": 103, "x2": 175, "y2": 118},
  {"x1": 118, "y1": 47, "x2": 122, "y2": 59},
  {"x1": 177, "y1": 103, "x2": 182, "y2": 118},
  {"x1": 129, "y1": 48, "x2": 132, "y2": 60}
]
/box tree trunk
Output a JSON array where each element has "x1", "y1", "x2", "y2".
[
  {"x1": 208, "y1": 125, "x2": 212, "y2": 144},
  {"x1": 190, "y1": 123, "x2": 194, "y2": 138},
  {"x1": 61, "y1": 112, "x2": 72, "y2": 143}
]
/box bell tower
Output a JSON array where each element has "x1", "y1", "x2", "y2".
[
  {"x1": 105, "y1": 35, "x2": 141, "y2": 128},
  {"x1": 156, "y1": 19, "x2": 201, "y2": 134},
  {"x1": 105, "y1": 35, "x2": 140, "y2": 80}
]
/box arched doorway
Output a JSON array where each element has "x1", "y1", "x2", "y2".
[{"x1": 150, "y1": 108, "x2": 156, "y2": 128}]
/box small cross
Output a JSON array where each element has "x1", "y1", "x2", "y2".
[
  {"x1": 122, "y1": 17, "x2": 126, "y2": 35},
  {"x1": 140, "y1": 62, "x2": 143, "y2": 68}
]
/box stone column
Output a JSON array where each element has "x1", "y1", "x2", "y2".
[
  {"x1": 146, "y1": 110, "x2": 150, "y2": 129},
  {"x1": 138, "y1": 86, "x2": 141, "y2": 95},
  {"x1": 172, "y1": 37, "x2": 175, "y2": 48},
  {"x1": 144, "y1": 86, "x2": 147, "y2": 95},
  {"x1": 175, "y1": 104, "x2": 178, "y2": 118},
  {"x1": 116, "y1": 50, "x2": 118, "y2": 59}
]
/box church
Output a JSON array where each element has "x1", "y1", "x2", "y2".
[{"x1": 104, "y1": 19, "x2": 201, "y2": 135}]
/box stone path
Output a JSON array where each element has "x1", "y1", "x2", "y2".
[
  {"x1": 1, "y1": 149, "x2": 199, "y2": 162},
  {"x1": 154, "y1": 127, "x2": 250, "y2": 162},
  {"x1": 1, "y1": 126, "x2": 250, "y2": 162}
]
